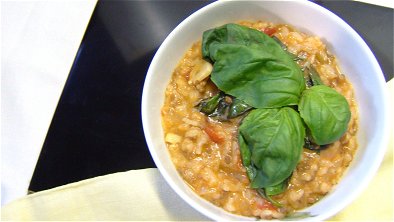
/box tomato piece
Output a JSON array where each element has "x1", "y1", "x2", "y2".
[
  {"x1": 204, "y1": 126, "x2": 224, "y2": 143},
  {"x1": 262, "y1": 27, "x2": 277, "y2": 36},
  {"x1": 257, "y1": 200, "x2": 278, "y2": 212}
]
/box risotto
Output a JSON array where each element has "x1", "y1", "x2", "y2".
[{"x1": 161, "y1": 21, "x2": 358, "y2": 219}]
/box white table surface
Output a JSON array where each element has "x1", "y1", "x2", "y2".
[{"x1": 1, "y1": 0, "x2": 393, "y2": 206}]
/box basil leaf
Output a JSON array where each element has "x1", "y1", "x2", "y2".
[
  {"x1": 304, "y1": 135, "x2": 328, "y2": 151},
  {"x1": 197, "y1": 92, "x2": 253, "y2": 120},
  {"x1": 265, "y1": 180, "x2": 288, "y2": 196},
  {"x1": 208, "y1": 95, "x2": 231, "y2": 121},
  {"x1": 272, "y1": 36, "x2": 300, "y2": 61},
  {"x1": 202, "y1": 23, "x2": 270, "y2": 60},
  {"x1": 239, "y1": 107, "x2": 305, "y2": 188},
  {"x1": 239, "y1": 134, "x2": 256, "y2": 180},
  {"x1": 308, "y1": 66, "x2": 324, "y2": 86},
  {"x1": 257, "y1": 188, "x2": 283, "y2": 207},
  {"x1": 197, "y1": 93, "x2": 222, "y2": 114},
  {"x1": 299, "y1": 85, "x2": 351, "y2": 145},
  {"x1": 304, "y1": 65, "x2": 324, "y2": 88},
  {"x1": 228, "y1": 98, "x2": 253, "y2": 118},
  {"x1": 202, "y1": 23, "x2": 305, "y2": 108}
]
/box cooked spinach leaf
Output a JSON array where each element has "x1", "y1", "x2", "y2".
[
  {"x1": 239, "y1": 107, "x2": 305, "y2": 188},
  {"x1": 228, "y1": 98, "x2": 253, "y2": 118},
  {"x1": 197, "y1": 92, "x2": 253, "y2": 120},
  {"x1": 304, "y1": 135, "x2": 328, "y2": 151},
  {"x1": 299, "y1": 85, "x2": 351, "y2": 145},
  {"x1": 304, "y1": 65, "x2": 324, "y2": 88},
  {"x1": 197, "y1": 93, "x2": 222, "y2": 114},
  {"x1": 208, "y1": 95, "x2": 231, "y2": 121},
  {"x1": 202, "y1": 23, "x2": 305, "y2": 108}
]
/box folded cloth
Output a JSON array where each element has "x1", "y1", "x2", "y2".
[
  {"x1": 2, "y1": 146, "x2": 393, "y2": 221},
  {"x1": 2, "y1": 81, "x2": 393, "y2": 221},
  {"x1": 1, "y1": 168, "x2": 209, "y2": 221}
]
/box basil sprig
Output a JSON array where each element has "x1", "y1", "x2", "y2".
[
  {"x1": 202, "y1": 23, "x2": 305, "y2": 108},
  {"x1": 198, "y1": 23, "x2": 351, "y2": 204}
]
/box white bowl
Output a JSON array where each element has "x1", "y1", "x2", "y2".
[{"x1": 141, "y1": 0, "x2": 389, "y2": 220}]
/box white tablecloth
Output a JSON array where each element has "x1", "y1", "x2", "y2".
[{"x1": 1, "y1": 0, "x2": 97, "y2": 205}]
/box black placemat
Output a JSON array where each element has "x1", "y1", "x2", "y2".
[{"x1": 29, "y1": 0, "x2": 393, "y2": 192}]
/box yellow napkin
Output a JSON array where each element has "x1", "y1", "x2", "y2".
[
  {"x1": 2, "y1": 81, "x2": 393, "y2": 221},
  {"x1": 1, "y1": 168, "x2": 209, "y2": 221}
]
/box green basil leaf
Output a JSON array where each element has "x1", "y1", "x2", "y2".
[
  {"x1": 202, "y1": 24, "x2": 305, "y2": 108},
  {"x1": 238, "y1": 134, "x2": 256, "y2": 180},
  {"x1": 257, "y1": 188, "x2": 283, "y2": 207},
  {"x1": 265, "y1": 179, "x2": 288, "y2": 196},
  {"x1": 263, "y1": 176, "x2": 289, "y2": 206},
  {"x1": 272, "y1": 36, "x2": 301, "y2": 61},
  {"x1": 308, "y1": 66, "x2": 324, "y2": 86},
  {"x1": 239, "y1": 107, "x2": 305, "y2": 188},
  {"x1": 197, "y1": 93, "x2": 222, "y2": 114},
  {"x1": 202, "y1": 23, "x2": 270, "y2": 60},
  {"x1": 228, "y1": 98, "x2": 253, "y2": 118},
  {"x1": 304, "y1": 65, "x2": 324, "y2": 88},
  {"x1": 208, "y1": 95, "x2": 231, "y2": 121},
  {"x1": 299, "y1": 85, "x2": 351, "y2": 145}
]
